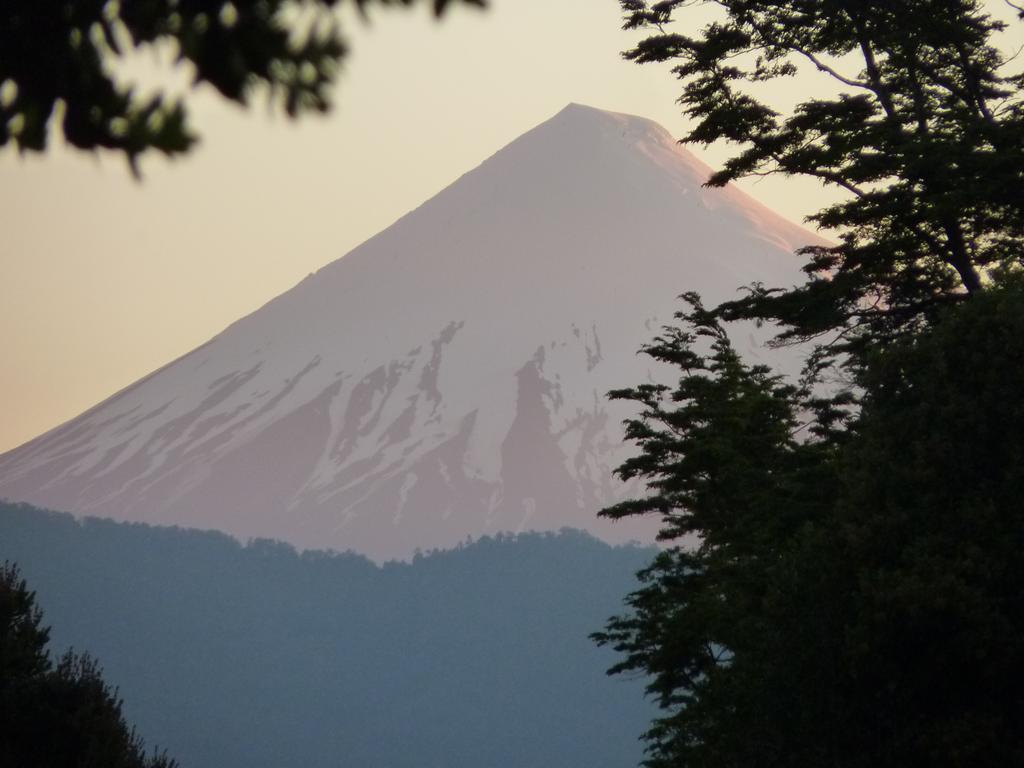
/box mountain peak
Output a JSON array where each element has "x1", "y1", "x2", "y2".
[
  {"x1": 555, "y1": 101, "x2": 669, "y2": 130},
  {"x1": 523, "y1": 101, "x2": 682, "y2": 159},
  {"x1": 0, "y1": 106, "x2": 819, "y2": 561}
]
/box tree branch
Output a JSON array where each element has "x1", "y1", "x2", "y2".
[{"x1": 792, "y1": 48, "x2": 871, "y2": 91}]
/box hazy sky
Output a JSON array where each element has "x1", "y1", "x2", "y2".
[{"x1": 2, "y1": 0, "x2": 1020, "y2": 453}]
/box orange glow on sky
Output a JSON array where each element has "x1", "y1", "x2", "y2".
[{"x1": 2, "y1": 0, "x2": 1020, "y2": 453}]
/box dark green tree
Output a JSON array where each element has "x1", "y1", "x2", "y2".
[
  {"x1": 593, "y1": 296, "x2": 848, "y2": 767},
  {"x1": 597, "y1": 2, "x2": 1024, "y2": 765},
  {"x1": 825, "y1": 281, "x2": 1024, "y2": 766},
  {"x1": 620, "y1": 0, "x2": 1023, "y2": 360},
  {"x1": 596, "y1": 281, "x2": 1024, "y2": 768},
  {"x1": 0, "y1": 0, "x2": 484, "y2": 171},
  {"x1": 0, "y1": 563, "x2": 176, "y2": 768}
]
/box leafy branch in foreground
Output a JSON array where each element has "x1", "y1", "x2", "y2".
[
  {"x1": 621, "y1": 0, "x2": 1024, "y2": 360},
  {"x1": 0, "y1": 0, "x2": 485, "y2": 171},
  {"x1": 600, "y1": 4, "x2": 1024, "y2": 766}
]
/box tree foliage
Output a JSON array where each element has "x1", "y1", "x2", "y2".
[
  {"x1": 620, "y1": 0, "x2": 1024, "y2": 358},
  {"x1": 827, "y1": 280, "x2": 1024, "y2": 766},
  {"x1": 0, "y1": 563, "x2": 176, "y2": 768},
  {"x1": 595, "y1": 282, "x2": 1024, "y2": 767},
  {"x1": 0, "y1": 0, "x2": 484, "y2": 171},
  {"x1": 598, "y1": 2, "x2": 1024, "y2": 765},
  {"x1": 594, "y1": 296, "x2": 847, "y2": 767}
]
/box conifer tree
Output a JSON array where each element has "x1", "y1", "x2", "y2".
[{"x1": 0, "y1": 563, "x2": 176, "y2": 768}]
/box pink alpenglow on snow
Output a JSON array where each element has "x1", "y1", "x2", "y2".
[{"x1": 0, "y1": 104, "x2": 823, "y2": 561}]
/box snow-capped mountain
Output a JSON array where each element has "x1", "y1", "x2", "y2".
[{"x1": 0, "y1": 104, "x2": 820, "y2": 561}]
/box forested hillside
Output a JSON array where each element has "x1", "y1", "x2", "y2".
[{"x1": 0, "y1": 502, "x2": 653, "y2": 768}]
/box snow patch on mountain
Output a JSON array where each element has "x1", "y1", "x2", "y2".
[{"x1": 0, "y1": 103, "x2": 824, "y2": 560}]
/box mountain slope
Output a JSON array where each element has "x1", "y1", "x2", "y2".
[{"x1": 0, "y1": 104, "x2": 820, "y2": 560}]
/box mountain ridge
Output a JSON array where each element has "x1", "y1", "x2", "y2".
[
  {"x1": 0, "y1": 500, "x2": 656, "y2": 768},
  {"x1": 0, "y1": 103, "x2": 822, "y2": 560}
]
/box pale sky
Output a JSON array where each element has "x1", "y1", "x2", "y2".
[{"x1": 2, "y1": 0, "x2": 1020, "y2": 453}]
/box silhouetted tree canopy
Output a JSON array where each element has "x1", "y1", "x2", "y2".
[
  {"x1": 0, "y1": 563, "x2": 176, "y2": 768},
  {"x1": 620, "y1": 0, "x2": 1024, "y2": 361},
  {"x1": 598, "y1": 3, "x2": 1024, "y2": 765},
  {"x1": 0, "y1": 0, "x2": 485, "y2": 172},
  {"x1": 594, "y1": 295, "x2": 847, "y2": 767},
  {"x1": 595, "y1": 281, "x2": 1024, "y2": 767}
]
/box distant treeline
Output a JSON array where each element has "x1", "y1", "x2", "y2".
[{"x1": 0, "y1": 501, "x2": 654, "y2": 768}]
